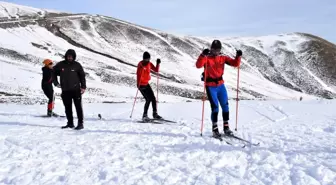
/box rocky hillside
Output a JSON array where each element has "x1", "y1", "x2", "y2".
[{"x1": 0, "y1": 1, "x2": 335, "y2": 104}]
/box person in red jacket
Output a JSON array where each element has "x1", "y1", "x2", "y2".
[
  {"x1": 137, "y1": 51, "x2": 162, "y2": 121},
  {"x1": 196, "y1": 40, "x2": 242, "y2": 137}
]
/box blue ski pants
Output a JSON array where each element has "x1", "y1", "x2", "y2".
[{"x1": 205, "y1": 84, "x2": 229, "y2": 123}]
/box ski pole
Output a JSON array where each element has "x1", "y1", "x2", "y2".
[
  {"x1": 51, "y1": 92, "x2": 55, "y2": 117},
  {"x1": 156, "y1": 64, "x2": 160, "y2": 110},
  {"x1": 130, "y1": 89, "x2": 139, "y2": 118},
  {"x1": 130, "y1": 65, "x2": 145, "y2": 118},
  {"x1": 200, "y1": 57, "x2": 208, "y2": 136},
  {"x1": 235, "y1": 65, "x2": 240, "y2": 131}
]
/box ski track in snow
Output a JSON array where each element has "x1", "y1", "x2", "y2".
[{"x1": 0, "y1": 100, "x2": 335, "y2": 185}]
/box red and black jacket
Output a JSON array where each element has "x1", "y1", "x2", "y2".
[
  {"x1": 41, "y1": 67, "x2": 53, "y2": 88},
  {"x1": 196, "y1": 54, "x2": 241, "y2": 86},
  {"x1": 136, "y1": 61, "x2": 159, "y2": 87}
]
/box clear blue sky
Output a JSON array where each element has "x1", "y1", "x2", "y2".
[{"x1": 3, "y1": 0, "x2": 336, "y2": 43}]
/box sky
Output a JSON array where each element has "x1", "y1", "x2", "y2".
[{"x1": 3, "y1": 0, "x2": 336, "y2": 43}]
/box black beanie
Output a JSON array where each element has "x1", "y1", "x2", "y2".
[
  {"x1": 65, "y1": 49, "x2": 76, "y2": 60},
  {"x1": 211, "y1": 40, "x2": 222, "y2": 50},
  {"x1": 143, "y1": 51, "x2": 150, "y2": 60}
]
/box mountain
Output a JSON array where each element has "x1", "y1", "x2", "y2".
[{"x1": 0, "y1": 1, "x2": 335, "y2": 104}]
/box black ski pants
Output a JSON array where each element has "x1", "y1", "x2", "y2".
[
  {"x1": 139, "y1": 84, "x2": 157, "y2": 115},
  {"x1": 42, "y1": 85, "x2": 54, "y2": 110},
  {"x1": 61, "y1": 89, "x2": 84, "y2": 126}
]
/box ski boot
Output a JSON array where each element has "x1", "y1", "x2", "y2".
[
  {"x1": 47, "y1": 109, "x2": 53, "y2": 117},
  {"x1": 61, "y1": 122, "x2": 74, "y2": 129},
  {"x1": 74, "y1": 123, "x2": 84, "y2": 130},
  {"x1": 142, "y1": 114, "x2": 151, "y2": 122},
  {"x1": 212, "y1": 123, "x2": 221, "y2": 138},
  {"x1": 153, "y1": 112, "x2": 162, "y2": 120},
  {"x1": 223, "y1": 122, "x2": 233, "y2": 136}
]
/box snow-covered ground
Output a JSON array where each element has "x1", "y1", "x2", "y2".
[{"x1": 0, "y1": 99, "x2": 335, "y2": 185}]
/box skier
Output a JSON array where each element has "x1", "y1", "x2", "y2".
[
  {"x1": 136, "y1": 51, "x2": 162, "y2": 121},
  {"x1": 53, "y1": 49, "x2": 86, "y2": 130},
  {"x1": 196, "y1": 40, "x2": 242, "y2": 137},
  {"x1": 41, "y1": 59, "x2": 55, "y2": 116}
]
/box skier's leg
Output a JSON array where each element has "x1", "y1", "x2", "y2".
[
  {"x1": 217, "y1": 84, "x2": 229, "y2": 120},
  {"x1": 61, "y1": 91, "x2": 74, "y2": 128},
  {"x1": 217, "y1": 84, "x2": 232, "y2": 135},
  {"x1": 43, "y1": 86, "x2": 54, "y2": 116},
  {"x1": 145, "y1": 85, "x2": 159, "y2": 118},
  {"x1": 139, "y1": 85, "x2": 151, "y2": 118},
  {"x1": 206, "y1": 86, "x2": 220, "y2": 136},
  {"x1": 73, "y1": 89, "x2": 84, "y2": 129}
]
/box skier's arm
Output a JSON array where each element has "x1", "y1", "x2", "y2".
[
  {"x1": 196, "y1": 49, "x2": 209, "y2": 68},
  {"x1": 150, "y1": 62, "x2": 159, "y2": 72},
  {"x1": 52, "y1": 63, "x2": 60, "y2": 86},
  {"x1": 224, "y1": 50, "x2": 242, "y2": 67},
  {"x1": 77, "y1": 63, "x2": 86, "y2": 89},
  {"x1": 196, "y1": 55, "x2": 207, "y2": 68},
  {"x1": 136, "y1": 63, "x2": 142, "y2": 87},
  {"x1": 223, "y1": 56, "x2": 241, "y2": 67}
]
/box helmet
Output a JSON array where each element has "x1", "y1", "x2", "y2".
[{"x1": 211, "y1": 40, "x2": 222, "y2": 50}]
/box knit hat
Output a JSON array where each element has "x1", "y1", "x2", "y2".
[
  {"x1": 43, "y1": 59, "x2": 53, "y2": 66},
  {"x1": 143, "y1": 51, "x2": 150, "y2": 60}
]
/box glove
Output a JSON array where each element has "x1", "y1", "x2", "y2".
[
  {"x1": 156, "y1": 58, "x2": 161, "y2": 64},
  {"x1": 202, "y1": 49, "x2": 210, "y2": 56},
  {"x1": 80, "y1": 88, "x2": 85, "y2": 94},
  {"x1": 55, "y1": 84, "x2": 61, "y2": 88},
  {"x1": 236, "y1": 49, "x2": 242, "y2": 57}
]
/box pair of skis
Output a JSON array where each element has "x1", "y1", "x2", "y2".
[
  {"x1": 212, "y1": 133, "x2": 260, "y2": 148},
  {"x1": 37, "y1": 113, "x2": 65, "y2": 118},
  {"x1": 99, "y1": 113, "x2": 178, "y2": 124},
  {"x1": 136, "y1": 118, "x2": 177, "y2": 124}
]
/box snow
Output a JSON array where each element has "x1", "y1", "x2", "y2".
[
  {"x1": 0, "y1": 2, "x2": 335, "y2": 184},
  {"x1": 0, "y1": 99, "x2": 335, "y2": 184},
  {"x1": 0, "y1": 1, "x2": 334, "y2": 101},
  {"x1": 0, "y1": 1, "x2": 61, "y2": 18},
  {"x1": 302, "y1": 66, "x2": 335, "y2": 93},
  {"x1": 0, "y1": 23, "x2": 318, "y2": 102}
]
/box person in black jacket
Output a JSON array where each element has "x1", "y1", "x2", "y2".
[
  {"x1": 53, "y1": 49, "x2": 86, "y2": 130},
  {"x1": 41, "y1": 59, "x2": 55, "y2": 117}
]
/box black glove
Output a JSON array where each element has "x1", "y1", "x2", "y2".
[
  {"x1": 202, "y1": 49, "x2": 210, "y2": 56},
  {"x1": 156, "y1": 58, "x2": 161, "y2": 64},
  {"x1": 236, "y1": 49, "x2": 242, "y2": 57}
]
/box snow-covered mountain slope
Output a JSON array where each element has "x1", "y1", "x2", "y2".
[
  {"x1": 0, "y1": 1, "x2": 63, "y2": 19},
  {"x1": 0, "y1": 1, "x2": 335, "y2": 104},
  {"x1": 0, "y1": 100, "x2": 335, "y2": 184}
]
